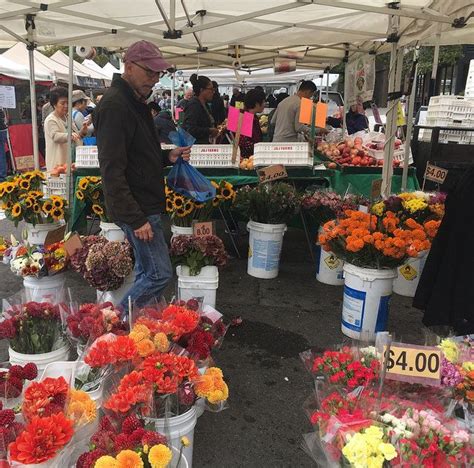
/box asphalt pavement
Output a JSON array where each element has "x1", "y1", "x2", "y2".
[{"x1": 0, "y1": 218, "x2": 426, "y2": 468}]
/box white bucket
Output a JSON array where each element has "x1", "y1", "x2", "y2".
[
  {"x1": 247, "y1": 221, "x2": 287, "y2": 279},
  {"x1": 177, "y1": 266, "x2": 218, "y2": 308},
  {"x1": 315, "y1": 245, "x2": 344, "y2": 286},
  {"x1": 171, "y1": 225, "x2": 193, "y2": 240},
  {"x1": 148, "y1": 407, "x2": 197, "y2": 468},
  {"x1": 25, "y1": 222, "x2": 61, "y2": 246},
  {"x1": 23, "y1": 274, "x2": 66, "y2": 303},
  {"x1": 393, "y1": 251, "x2": 428, "y2": 298},
  {"x1": 341, "y1": 263, "x2": 396, "y2": 340},
  {"x1": 99, "y1": 221, "x2": 126, "y2": 242},
  {"x1": 9, "y1": 344, "x2": 70, "y2": 375},
  {"x1": 96, "y1": 272, "x2": 135, "y2": 306}
]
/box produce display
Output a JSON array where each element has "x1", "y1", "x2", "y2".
[
  {"x1": 317, "y1": 137, "x2": 402, "y2": 168},
  {"x1": 239, "y1": 156, "x2": 255, "y2": 170}
]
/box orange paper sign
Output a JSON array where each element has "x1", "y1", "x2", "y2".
[
  {"x1": 299, "y1": 98, "x2": 313, "y2": 125},
  {"x1": 315, "y1": 102, "x2": 328, "y2": 128}
]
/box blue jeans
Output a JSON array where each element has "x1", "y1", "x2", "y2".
[
  {"x1": 0, "y1": 130, "x2": 8, "y2": 181},
  {"x1": 117, "y1": 214, "x2": 173, "y2": 311}
]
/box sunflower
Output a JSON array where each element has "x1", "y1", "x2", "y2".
[
  {"x1": 3, "y1": 201, "x2": 13, "y2": 210},
  {"x1": 194, "y1": 201, "x2": 205, "y2": 209},
  {"x1": 165, "y1": 185, "x2": 173, "y2": 196},
  {"x1": 219, "y1": 184, "x2": 234, "y2": 200},
  {"x1": 29, "y1": 190, "x2": 44, "y2": 199},
  {"x1": 33, "y1": 203, "x2": 41, "y2": 213},
  {"x1": 184, "y1": 200, "x2": 194, "y2": 212},
  {"x1": 52, "y1": 198, "x2": 64, "y2": 209},
  {"x1": 92, "y1": 190, "x2": 101, "y2": 200},
  {"x1": 172, "y1": 195, "x2": 185, "y2": 210},
  {"x1": 212, "y1": 198, "x2": 221, "y2": 207},
  {"x1": 19, "y1": 179, "x2": 30, "y2": 190},
  {"x1": 175, "y1": 207, "x2": 187, "y2": 217},
  {"x1": 51, "y1": 208, "x2": 64, "y2": 220},
  {"x1": 24, "y1": 197, "x2": 35, "y2": 208},
  {"x1": 165, "y1": 199, "x2": 174, "y2": 213},
  {"x1": 78, "y1": 178, "x2": 89, "y2": 190},
  {"x1": 76, "y1": 190, "x2": 85, "y2": 201},
  {"x1": 211, "y1": 180, "x2": 220, "y2": 189},
  {"x1": 42, "y1": 201, "x2": 54, "y2": 214},
  {"x1": 0, "y1": 186, "x2": 5, "y2": 197},
  {"x1": 23, "y1": 172, "x2": 34, "y2": 180},
  {"x1": 11, "y1": 203, "x2": 22, "y2": 218},
  {"x1": 34, "y1": 170, "x2": 46, "y2": 180},
  {"x1": 92, "y1": 204, "x2": 104, "y2": 216},
  {"x1": 5, "y1": 183, "x2": 15, "y2": 194},
  {"x1": 89, "y1": 176, "x2": 100, "y2": 184}
]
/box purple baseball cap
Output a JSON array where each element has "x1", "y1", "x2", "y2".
[{"x1": 124, "y1": 40, "x2": 173, "y2": 72}]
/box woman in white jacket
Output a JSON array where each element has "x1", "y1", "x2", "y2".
[{"x1": 44, "y1": 87, "x2": 86, "y2": 171}]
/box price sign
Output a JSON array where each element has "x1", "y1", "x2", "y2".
[
  {"x1": 44, "y1": 225, "x2": 67, "y2": 247},
  {"x1": 424, "y1": 163, "x2": 448, "y2": 184},
  {"x1": 370, "y1": 179, "x2": 383, "y2": 200},
  {"x1": 192, "y1": 221, "x2": 215, "y2": 237},
  {"x1": 63, "y1": 233, "x2": 83, "y2": 257},
  {"x1": 257, "y1": 164, "x2": 288, "y2": 183},
  {"x1": 383, "y1": 343, "x2": 442, "y2": 386}
]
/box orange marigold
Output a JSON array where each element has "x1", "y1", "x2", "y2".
[{"x1": 136, "y1": 339, "x2": 156, "y2": 357}]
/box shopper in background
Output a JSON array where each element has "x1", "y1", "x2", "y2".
[
  {"x1": 41, "y1": 94, "x2": 53, "y2": 125},
  {"x1": 177, "y1": 88, "x2": 193, "y2": 112},
  {"x1": 44, "y1": 87, "x2": 86, "y2": 171},
  {"x1": 0, "y1": 107, "x2": 8, "y2": 181},
  {"x1": 211, "y1": 80, "x2": 226, "y2": 126},
  {"x1": 182, "y1": 74, "x2": 219, "y2": 144},
  {"x1": 230, "y1": 87, "x2": 245, "y2": 108},
  {"x1": 94, "y1": 40, "x2": 190, "y2": 310},
  {"x1": 159, "y1": 90, "x2": 172, "y2": 110},
  {"x1": 239, "y1": 88, "x2": 266, "y2": 158},
  {"x1": 267, "y1": 92, "x2": 289, "y2": 141},
  {"x1": 271, "y1": 80, "x2": 317, "y2": 142},
  {"x1": 72, "y1": 90, "x2": 94, "y2": 136},
  {"x1": 149, "y1": 102, "x2": 177, "y2": 145}
]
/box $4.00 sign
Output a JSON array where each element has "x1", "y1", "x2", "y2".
[{"x1": 383, "y1": 343, "x2": 442, "y2": 386}]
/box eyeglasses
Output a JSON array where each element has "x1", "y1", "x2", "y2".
[{"x1": 132, "y1": 62, "x2": 166, "y2": 79}]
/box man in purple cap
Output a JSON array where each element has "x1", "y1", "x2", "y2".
[{"x1": 94, "y1": 40, "x2": 191, "y2": 310}]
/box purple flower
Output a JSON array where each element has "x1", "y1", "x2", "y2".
[{"x1": 441, "y1": 358, "x2": 463, "y2": 387}]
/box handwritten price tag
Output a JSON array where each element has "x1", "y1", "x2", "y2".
[
  {"x1": 424, "y1": 163, "x2": 448, "y2": 184},
  {"x1": 192, "y1": 221, "x2": 215, "y2": 237},
  {"x1": 383, "y1": 343, "x2": 441, "y2": 386},
  {"x1": 257, "y1": 164, "x2": 288, "y2": 183}
]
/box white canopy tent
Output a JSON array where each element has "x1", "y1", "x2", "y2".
[
  {"x1": 0, "y1": 54, "x2": 51, "y2": 81},
  {"x1": 0, "y1": 0, "x2": 472, "y2": 192},
  {"x1": 50, "y1": 50, "x2": 110, "y2": 82},
  {"x1": 102, "y1": 62, "x2": 122, "y2": 79}
]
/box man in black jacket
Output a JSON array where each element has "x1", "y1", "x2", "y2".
[{"x1": 94, "y1": 40, "x2": 190, "y2": 309}]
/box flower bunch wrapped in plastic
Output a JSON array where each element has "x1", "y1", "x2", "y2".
[
  {"x1": 0, "y1": 362, "x2": 38, "y2": 400},
  {"x1": 0, "y1": 301, "x2": 65, "y2": 354},
  {"x1": 65, "y1": 301, "x2": 128, "y2": 346},
  {"x1": 76, "y1": 414, "x2": 170, "y2": 468},
  {"x1": 75, "y1": 175, "x2": 109, "y2": 222},
  {"x1": 70, "y1": 235, "x2": 134, "y2": 291},
  {"x1": 84, "y1": 334, "x2": 138, "y2": 369},
  {"x1": 166, "y1": 178, "x2": 235, "y2": 227},
  {"x1": 170, "y1": 234, "x2": 228, "y2": 275},
  {"x1": 319, "y1": 210, "x2": 440, "y2": 269},
  {"x1": 0, "y1": 236, "x2": 11, "y2": 259}
]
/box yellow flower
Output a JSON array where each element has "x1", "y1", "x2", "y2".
[
  {"x1": 180, "y1": 436, "x2": 190, "y2": 447},
  {"x1": 175, "y1": 207, "x2": 187, "y2": 218},
  {"x1": 25, "y1": 197, "x2": 35, "y2": 208},
  {"x1": 76, "y1": 190, "x2": 85, "y2": 201},
  {"x1": 11, "y1": 203, "x2": 22, "y2": 218},
  {"x1": 148, "y1": 444, "x2": 172, "y2": 468},
  {"x1": 371, "y1": 201, "x2": 384, "y2": 217},
  {"x1": 33, "y1": 203, "x2": 41, "y2": 213},
  {"x1": 132, "y1": 324, "x2": 151, "y2": 338},
  {"x1": 19, "y1": 179, "x2": 30, "y2": 190},
  {"x1": 212, "y1": 198, "x2": 220, "y2": 208},
  {"x1": 462, "y1": 361, "x2": 474, "y2": 372},
  {"x1": 153, "y1": 332, "x2": 169, "y2": 352},
  {"x1": 116, "y1": 449, "x2": 144, "y2": 468},
  {"x1": 165, "y1": 199, "x2": 174, "y2": 213},
  {"x1": 165, "y1": 185, "x2": 173, "y2": 196},
  {"x1": 5, "y1": 182, "x2": 15, "y2": 193},
  {"x1": 172, "y1": 195, "x2": 185, "y2": 210},
  {"x1": 89, "y1": 176, "x2": 101, "y2": 184},
  {"x1": 52, "y1": 198, "x2": 64, "y2": 208},
  {"x1": 51, "y1": 207, "x2": 64, "y2": 220},
  {"x1": 42, "y1": 200, "x2": 53, "y2": 214},
  {"x1": 95, "y1": 455, "x2": 118, "y2": 468},
  {"x1": 92, "y1": 190, "x2": 101, "y2": 200},
  {"x1": 194, "y1": 367, "x2": 229, "y2": 404},
  {"x1": 29, "y1": 190, "x2": 44, "y2": 199},
  {"x1": 211, "y1": 180, "x2": 219, "y2": 189},
  {"x1": 66, "y1": 389, "x2": 97, "y2": 424},
  {"x1": 79, "y1": 178, "x2": 89, "y2": 190},
  {"x1": 129, "y1": 331, "x2": 146, "y2": 344},
  {"x1": 439, "y1": 339, "x2": 459, "y2": 363},
  {"x1": 194, "y1": 201, "x2": 205, "y2": 209},
  {"x1": 0, "y1": 185, "x2": 5, "y2": 197},
  {"x1": 403, "y1": 198, "x2": 427, "y2": 213},
  {"x1": 378, "y1": 442, "x2": 397, "y2": 461},
  {"x1": 92, "y1": 204, "x2": 104, "y2": 216},
  {"x1": 136, "y1": 339, "x2": 155, "y2": 357}
]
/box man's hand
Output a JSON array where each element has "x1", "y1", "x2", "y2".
[
  {"x1": 169, "y1": 146, "x2": 191, "y2": 163},
  {"x1": 71, "y1": 132, "x2": 81, "y2": 142},
  {"x1": 134, "y1": 221, "x2": 154, "y2": 242}
]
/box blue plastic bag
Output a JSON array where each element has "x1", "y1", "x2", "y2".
[
  {"x1": 83, "y1": 136, "x2": 97, "y2": 146},
  {"x1": 168, "y1": 127, "x2": 196, "y2": 148},
  {"x1": 167, "y1": 158, "x2": 216, "y2": 202}
]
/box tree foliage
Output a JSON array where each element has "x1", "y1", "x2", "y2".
[{"x1": 41, "y1": 45, "x2": 112, "y2": 68}]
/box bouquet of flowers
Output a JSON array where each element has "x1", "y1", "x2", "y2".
[
  {"x1": 166, "y1": 179, "x2": 235, "y2": 227},
  {"x1": 10, "y1": 241, "x2": 68, "y2": 278},
  {"x1": 76, "y1": 415, "x2": 173, "y2": 468},
  {"x1": 233, "y1": 182, "x2": 300, "y2": 224},
  {"x1": 319, "y1": 210, "x2": 440, "y2": 269},
  {"x1": 75, "y1": 176, "x2": 109, "y2": 222},
  {"x1": 70, "y1": 236, "x2": 134, "y2": 291},
  {"x1": 0, "y1": 362, "x2": 38, "y2": 401},
  {"x1": 0, "y1": 301, "x2": 66, "y2": 354},
  {"x1": 301, "y1": 190, "x2": 368, "y2": 227},
  {"x1": 0, "y1": 170, "x2": 69, "y2": 226},
  {"x1": 372, "y1": 191, "x2": 446, "y2": 224},
  {"x1": 65, "y1": 302, "x2": 128, "y2": 346},
  {"x1": 170, "y1": 235, "x2": 228, "y2": 275},
  {"x1": 0, "y1": 236, "x2": 11, "y2": 260}
]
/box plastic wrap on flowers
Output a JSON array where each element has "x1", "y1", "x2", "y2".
[
  {"x1": 0, "y1": 292, "x2": 69, "y2": 355},
  {"x1": 0, "y1": 360, "x2": 38, "y2": 409}
]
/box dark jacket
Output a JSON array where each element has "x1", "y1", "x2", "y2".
[
  {"x1": 0, "y1": 108, "x2": 7, "y2": 131},
  {"x1": 93, "y1": 77, "x2": 170, "y2": 229},
  {"x1": 182, "y1": 97, "x2": 213, "y2": 144},
  {"x1": 211, "y1": 93, "x2": 226, "y2": 126},
  {"x1": 154, "y1": 110, "x2": 176, "y2": 144},
  {"x1": 346, "y1": 110, "x2": 368, "y2": 134}
]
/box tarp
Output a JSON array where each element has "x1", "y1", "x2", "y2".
[
  {"x1": 0, "y1": 1, "x2": 471, "y2": 70},
  {"x1": 102, "y1": 62, "x2": 122, "y2": 79},
  {"x1": 0, "y1": 54, "x2": 52, "y2": 82}
]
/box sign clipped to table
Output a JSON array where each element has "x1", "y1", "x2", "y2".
[
  {"x1": 192, "y1": 220, "x2": 215, "y2": 237},
  {"x1": 383, "y1": 343, "x2": 442, "y2": 386},
  {"x1": 424, "y1": 163, "x2": 448, "y2": 184},
  {"x1": 257, "y1": 164, "x2": 288, "y2": 184},
  {"x1": 0, "y1": 85, "x2": 16, "y2": 109}
]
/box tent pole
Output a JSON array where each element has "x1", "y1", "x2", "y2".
[
  {"x1": 342, "y1": 45, "x2": 349, "y2": 137},
  {"x1": 325, "y1": 67, "x2": 329, "y2": 102},
  {"x1": 66, "y1": 46, "x2": 74, "y2": 206},
  {"x1": 26, "y1": 15, "x2": 39, "y2": 170},
  {"x1": 401, "y1": 48, "x2": 419, "y2": 191},
  {"x1": 171, "y1": 72, "x2": 175, "y2": 121},
  {"x1": 429, "y1": 27, "x2": 441, "y2": 98}
]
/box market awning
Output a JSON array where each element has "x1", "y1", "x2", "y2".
[
  {"x1": 0, "y1": 1, "x2": 471, "y2": 71},
  {"x1": 0, "y1": 54, "x2": 52, "y2": 82}
]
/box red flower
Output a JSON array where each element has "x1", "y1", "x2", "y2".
[
  {"x1": 9, "y1": 413, "x2": 73, "y2": 464},
  {"x1": 109, "y1": 336, "x2": 138, "y2": 362}
]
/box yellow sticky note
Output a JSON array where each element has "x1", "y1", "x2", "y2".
[
  {"x1": 235, "y1": 101, "x2": 244, "y2": 110},
  {"x1": 299, "y1": 98, "x2": 313, "y2": 124}
]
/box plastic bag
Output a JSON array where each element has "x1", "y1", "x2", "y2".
[
  {"x1": 168, "y1": 126, "x2": 196, "y2": 148},
  {"x1": 167, "y1": 157, "x2": 216, "y2": 202}
]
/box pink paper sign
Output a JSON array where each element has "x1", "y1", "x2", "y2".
[
  {"x1": 227, "y1": 106, "x2": 254, "y2": 138},
  {"x1": 175, "y1": 107, "x2": 184, "y2": 121}
]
